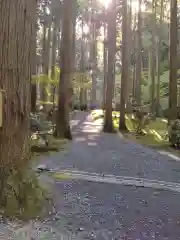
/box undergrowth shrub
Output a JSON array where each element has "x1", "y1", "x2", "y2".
[
  {"x1": 0, "y1": 169, "x2": 48, "y2": 219},
  {"x1": 168, "y1": 119, "x2": 180, "y2": 147}
]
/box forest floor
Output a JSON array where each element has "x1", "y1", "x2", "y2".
[{"x1": 3, "y1": 111, "x2": 180, "y2": 239}]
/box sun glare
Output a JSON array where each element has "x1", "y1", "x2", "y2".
[
  {"x1": 99, "y1": 0, "x2": 146, "y2": 12},
  {"x1": 131, "y1": 0, "x2": 146, "y2": 13},
  {"x1": 99, "y1": 0, "x2": 111, "y2": 9}
]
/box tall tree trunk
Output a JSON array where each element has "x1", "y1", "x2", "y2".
[
  {"x1": 156, "y1": 0, "x2": 164, "y2": 116},
  {"x1": 0, "y1": 0, "x2": 34, "y2": 199},
  {"x1": 90, "y1": 13, "x2": 97, "y2": 106},
  {"x1": 169, "y1": 0, "x2": 177, "y2": 122},
  {"x1": 41, "y1": 22, "x2": 47, "y2": 104},
  {"x1": 135, "y1": 0, "x2": 142, "y2": 106},
  {"x1": 51, "y1": 20, "x2": 58, "y2": 79},
  {"x1": 103, "y1": 0, "x2": 116, "y2": 133},
  {"x1": 54, "y1": 0, "x2": 74, "y2": 139},
  {"x1": 150, "y1": 0, "x2": 156, "y2": 114},
  {"x1": 44, "y1": 21, "x2": 52, "y2": 110},
  {"x1": 80, "y1": 18, "x2": 85, "y2": 106},
  {"x1": 132, "y1": 14, "x2": 137, "y2": 99},
  {"x1": 51, "y1": 18, "x2": 59, "y2": 109},
  {"x1": 31, "y1": 5, "x2": 37, "y2": 113},
  {"x1": 55, "y1": 24, "x2": 61, "y2": 103},
  {"x1": 102, "y1": 23, "x2": 107, "y2": 109},
  {"x1": 71, "y1": 3, "x2": 77, "y2": 108},
  {"x1": 126, "y1": 2, "x2": 132, "y2": 106},
  {"x1": 119, "y1": 0, "x2": 128, "y2": 130},
  {"x1": 148, "y1": 50, "x2": 151, "y2": 100}
]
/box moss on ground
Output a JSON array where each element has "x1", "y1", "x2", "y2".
[
  {"x1": 53, "y1": 172, "x2": 74, "y2": 180},
  {"x1": 91, "y1": 110, "x2": 178, "y2": 153},
  {"x1": 31, "y1": 134, "x2": 68, "y2": 158},
  {"x1": 0, "y1": 169, "x2": 51, "y2": 220}
]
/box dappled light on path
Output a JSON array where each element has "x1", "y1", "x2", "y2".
[
  {"x1": 75, "y1": 137, "x2": 86, "y2": 142},
  {"x1": 81, "y1": 128, "x2": 101, "y2": 133},
  {"x1": 87, "y1": 142, "x2": 97, "y2": 146}
]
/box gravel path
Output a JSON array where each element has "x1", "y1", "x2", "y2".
[
  {"x1": 51, "y1": 179, "x2": 180, "y2": 239},
  {"x1": 41, "y1": 111, "x2": 180, "y2": 184},
  {"x1": 11, "y1": 112, "x2": 180, "y2": 239}
]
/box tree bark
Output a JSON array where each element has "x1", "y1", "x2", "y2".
[
  {"x1": 126, "y1": 2, "x2": 132, "y2": 102},
  {"x1": 44, "y1": 20, "x2": 52, "y2": 110},
  {"x1": 51, "y1": 18, "x2": 59, "y2": 108},
  {"x1": 132, "y1": 14, "x2": 137, "y2": 99},
  {"x1": 150, "y1": 0, "x2": 156, "y2": 114},
  {"x1": 90, "y1": 13, "x2": 97, "y2": 106},
  {"x1": 135, "y1": 0, "x2": 142, "y2": 106},
  {"x1": 0, "y1": 0, "x2": 34, "y2": 195},
  {"x1": 119, "y1": 0, "x2": 128, "y2": 131},
  {"x1": 80, "y1": 18, "x2": 85, "y2": 106},
  {"x1": 103, "y1": 0, "x2": 116, "y2": 133},
  {"x1": 102, "y1": 23, "x2": 107, "y2": 109},
  {"x1": 169, "y1": 0, "x2": 177, "y2": 122},
  {"x1": 31, "y1": 1, "x2": 38, "y2": 112},
  {"x1": 156, "y1": 0, "x2": 164, "y2": 116},
  {"x1": 51, "y1": 20, "x2": 58, "y2": 81},
  {"x1": 54, "y1": 0, "x2": 74, "y2": 139}
]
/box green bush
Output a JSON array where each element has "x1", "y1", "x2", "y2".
[{"x1": 168, "y1": 119, "x2": 180, "y2": 147}]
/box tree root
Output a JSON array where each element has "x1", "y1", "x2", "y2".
[{"x1": 103, "y1": 121, "x2": 116, "y2": 133}]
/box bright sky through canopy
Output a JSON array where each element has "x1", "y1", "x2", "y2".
[
  {"x1": 99, "y1": 0, "x2": 111, "y2": 9},
  {"x1": 99, "y1": 0, "x2": 146, "y2": 12}
]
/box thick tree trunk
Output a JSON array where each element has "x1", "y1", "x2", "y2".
[
  {"x1": 91, "y1": 18, "x2": 97, "y2": 106},
  {"x1": 119, "y1": 0, "x2": 128, "y2": 131},
  {"x1": 55, "y1": 24, "x2": 61, "y2": 103},
  {"x1": 135, "y1": 0, "x2": 142, "y2": 106},
  {"x1": 156, "y1": 0, "x2": 164, "y2": 115},
  {"x1": 150, "y1": 0, "x2": 156, "y2": 114},
  {"x1": 44, "y1": 22, "x2": 52, "y2": 111},
  {"x1": 132, "y1": 14, "x2": 137, "y2": 99},
  {"x1": 71, "y1": 4, "x2": 76, "y2": 108},
  {"x1": 0, "y1": 0, "x2": 33, "y2": 198},
  {"x1": 169, "y1": 0, "x2": 177, "y2": 122},
  {"x1": 102, "y1": 24, "x2": 107, "y2": 109},
  {"x1": 51, "y1": 21, "x2": 58, "y2": 81},
  {"x1": 54, "y1": 0, "x2": 73, "y2": 139},
  {"x1": 31, "y1": 84, "x2": 37, "y2": 112},
  {"x1": 31, "y1": 3, "x2": 37, "y2": 112},
  {"x1": 126, "y1": 2, "x2": 132, "y2": 102},
  {"x1": 148, "y1": 50, "x2": 151, "y2": 99},
  {"x1": 103, "y1": 0, "x2": 116, "y2": 133},
  {"x1": 80, "y1": 19, "x2": 85, "y2": 106},
  {"x1": 51, "y1": 19, "x2": 59, "y2": 108},
  {"x1": 41, "y1": 22, "x2": 47, "y2": 104}
]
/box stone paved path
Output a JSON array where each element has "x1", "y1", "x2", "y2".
[{"x1": 10, "y1": 112, "x2": 180, "y2": 239}]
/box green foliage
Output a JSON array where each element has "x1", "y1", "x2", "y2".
[
  {"x1": 32, "y1": 67, "x2": 60, "y2": 85},
  {"x1": 32, "y1": 74, "x2": 58, "y2": 85},
  {"x1": 168, "y1": 119, "x2": 180, "y2": 147}
]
